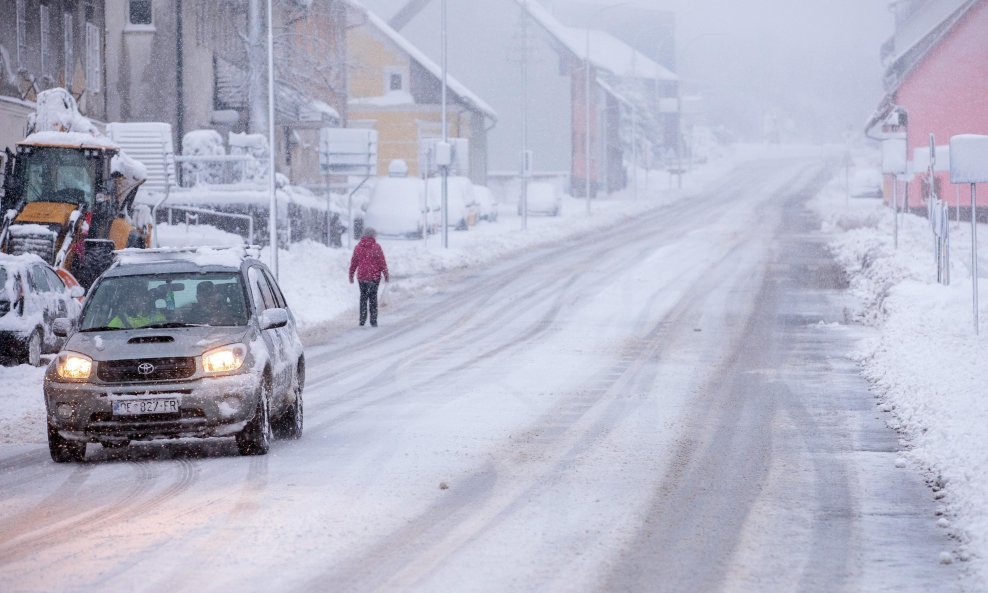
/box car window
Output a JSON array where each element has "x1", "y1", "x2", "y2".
[
  {"x1": 248, "y1": 267, "x2": 276, "y2": 310},
  {"x1": 29, "y1": 266, "x2": 51, "y2": 292},
  {"x1": 44, "y1": 267, "x2": 66, "y2": 293},
  {"x1": 261, "y1": 269, "x2": 287, "y2": 308},
  {"x1": 79, "y1": 272, "x2": 248, "y2": 330}
]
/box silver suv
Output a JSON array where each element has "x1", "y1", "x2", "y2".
[{"x1": 44, "y1": 247, "x2": 305, "y2": 462}]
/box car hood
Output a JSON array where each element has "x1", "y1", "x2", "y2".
[{"x1": 65, "y1": 325, "x2": 252, "y2": 361}]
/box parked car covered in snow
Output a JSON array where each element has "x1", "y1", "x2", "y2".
[
  {"x1": 364, "y1": 161, "x2": 428, "y2": 238},
  {"x1": 43, "y1": 246, "x2": 305, "y2": 462},
  {"x1": 472, "y1": 185, "x2": 499, "y2": 222},
  {"x1": 521, "y1": 182, "x2": 561, "y2": 216},
  {"x1": 425, "y1": 176, "x2": 469, "y2": 230},
  {"x1": 0, "y1": 254, "x2": 83, "y2": 366}
]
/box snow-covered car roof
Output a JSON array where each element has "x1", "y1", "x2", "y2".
[
  {"x1": 111, "y1": 246, "x2": 258, "y2": 273},
  {"x1": 365, "y1": 177, "x2": 426, "y2": 236}
]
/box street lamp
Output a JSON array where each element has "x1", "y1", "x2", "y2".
[{"x1": 584, "y1": 2, "x2": 630, "y2": 215}]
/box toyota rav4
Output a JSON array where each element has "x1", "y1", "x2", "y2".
[{"x1": 43, "y1": 246, "x2": 305, "y2": 462}]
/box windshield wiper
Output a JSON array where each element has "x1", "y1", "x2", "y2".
[
  {"x1": 80, "y1": 326, "x2": 125, "y2": 332},
  {"x1": 142, "y1": 322, "x2": 208, "y2": 329}
]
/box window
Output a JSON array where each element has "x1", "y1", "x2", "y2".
[
  {"x1": 85, "y1": 22, "x2": 100, "y2": 93},
  {"x1": 248, "y1": 268, "x2": 275, "y2": 310},
  {"x1": 63, "y1": 13, "x2": 74, "y2": 87},
  {"x1": 40, "y1": 5, "x2": 52, "y2": 78},
  {"x1": 44, "y1": 267, "x2": 66, "y2": 293},
  {"x1": 261, "y1": 269, "x2": 287, "y2": 308},
  {"x1": 29, "y1": 266, "x2": 52, "y2": 293},
  {"x1": 385, "y1": 68, "x2": 407, "y2": 93},
  {"x1": 16, "y1": 0, "x2": 27, "y2": 68},
  {"x1": 129, "y1": 0, "x2": 153, "y2": 26}
]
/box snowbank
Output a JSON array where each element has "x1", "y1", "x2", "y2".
[{"x1": 811, "y1": 151, "x2": 988, "y2": 582}]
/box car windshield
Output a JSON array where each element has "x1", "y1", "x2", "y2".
[
  {"x1": 19, "y1": 147, "x2": 101, "y2": 206},
  {"x1": 80, "y1": 272, "x2": 249, "y2": 330}
]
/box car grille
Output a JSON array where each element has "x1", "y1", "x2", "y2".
[{"x1": 97, "y1": 357, "x2": 197, "y2": 383}]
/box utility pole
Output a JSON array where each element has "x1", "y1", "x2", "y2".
[
  {"x1": 440, "y1": 0, "x2": 449, "y2": 249},
  {"x1": 266, "y1": 0, "x2": 278, "y2": 276}
]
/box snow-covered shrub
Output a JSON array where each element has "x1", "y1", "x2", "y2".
[{"x1": 181, "y1": 129, "x2": 225, "y2": 186}]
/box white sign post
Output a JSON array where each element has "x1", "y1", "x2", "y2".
[
  {"x1": 882, "y1": 137, "x2": 908, "y2": 248},
  {"x1": 320, "y1": 128, "x2": 378, "y2": 249},
  {"x1": 949, "y1": 134, "x2": 988, "y2": 334}
]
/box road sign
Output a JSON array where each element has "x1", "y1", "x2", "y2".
[{"x1": 319, "y1": 128, "x2": 378, "y2": 176}]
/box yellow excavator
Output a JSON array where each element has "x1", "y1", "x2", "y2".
[{"x1": 0, "y1": 89, "x2": 150, "y2": 288}]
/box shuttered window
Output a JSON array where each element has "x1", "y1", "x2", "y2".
[
  {"x1": 85, "y1": 22, "x2": 101, "y2": 93},
  {"x1": 63, "y1": 13, "x2": 74, "y2": 87},
  {"x1": 16, "y1": 0, "x2": 27, "y2": 68},
  {"x1": 41, "y1": 5, "x2": 52, "y2": 78}
]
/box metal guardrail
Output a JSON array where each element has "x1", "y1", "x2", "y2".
[{"x1": 165, "y1": 204, "x2": 254, "y2": 245}]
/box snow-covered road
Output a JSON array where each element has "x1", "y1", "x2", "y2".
[{"x1": 0, "y1": 156, "x2": 962, "y2": 592}]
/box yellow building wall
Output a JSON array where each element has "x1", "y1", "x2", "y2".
[
  {"x1": 348, "y1": 27, "x2": 408, "y2": 99},
  {"x1": 348, "y1": 24, "x2": 478, "y2": 178}
]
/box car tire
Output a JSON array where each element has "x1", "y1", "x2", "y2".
[
  {"x1": 25, "y1": 329, "x2": 42, "y2": 367},
  {"x1": 236, "y1": 377, "x2": 272, "y2": 456},
  {"x1": 47, "y1": 421, "x2": 86, "y2": 463},
  {"x1": 275, "y1": 362, "x2": 304, "y2": 440}
]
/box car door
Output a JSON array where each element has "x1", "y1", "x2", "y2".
[
  {"x1": 247, "y1": 266, "x2": 289, "y2": 396},
  {"x1": 26, "y1": 265, "x2": 54, "y2": 345},
  {"x1": 261, "y1": 267, "x2": 298, "y2": 392},
  {"x1": 42, "y1": 266, "x2": 75, "y2": 348}
]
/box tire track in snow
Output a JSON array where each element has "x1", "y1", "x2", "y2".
[{"x1": 289, "y1": 172, "x2": 791, "y2": 593}]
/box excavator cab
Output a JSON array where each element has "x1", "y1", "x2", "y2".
[{"x1": 0, "y1": 141, "x2": 146, "y2": 288}]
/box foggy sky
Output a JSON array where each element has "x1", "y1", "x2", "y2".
[
  {"x1": 568, "y1": 0, "x2": 893, "y2": 141},
  {"x1": 362, "y1": 0, "x2": 893, "y2": 142}
]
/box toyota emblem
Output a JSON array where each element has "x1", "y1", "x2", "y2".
[{"x1": 137, "y1": 362, "x2": 155, "y2": 375}]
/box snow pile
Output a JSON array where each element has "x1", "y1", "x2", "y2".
[
  {"x1": 181, "y1": 129, "x2": 226, "y2": 185},
  {"x1": 811, "y1": 153, "x2": 988, "y2": 578},
  {"x1": 0, "y1": 365, "x2": 48, "y2": 444},
  {"x1": 229, "y1": 132, "x2": 270, "y2": 182},
  {"x1": 155, "y1": 222, "x2": 245, "y2": 248},
  {"x1": 26, "y1": 88, "x2": 101, "y2": 137}
]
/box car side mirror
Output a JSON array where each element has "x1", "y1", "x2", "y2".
[
  {"x1": 53, "y1": 317, "x2": 73, "y2": 338},
  {"x1": 69, "y1": 286, "x2": 85, "y2": 298},
  {"x1": 259, "y1": 308, "x2": 288, "y2": 331}
]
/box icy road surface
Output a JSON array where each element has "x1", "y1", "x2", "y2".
[{"x1": 0, "y1": 158, "x2": 962, "y2": 593}]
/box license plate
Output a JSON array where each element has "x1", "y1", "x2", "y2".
[{"x1": 111, "y1": 398, "x2": 179, "y2": 416}]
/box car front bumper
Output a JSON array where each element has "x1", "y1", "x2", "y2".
[{"x1": 44, "y1": 371, "x2": 261, "y2": 442}]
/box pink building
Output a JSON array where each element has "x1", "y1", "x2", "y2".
[{"x1": 866, "y1": 0, "x2": 988, "y2": 218}]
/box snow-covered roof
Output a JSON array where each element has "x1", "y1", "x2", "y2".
[
  {"x1": 114, "y1": 245, "x2": 253, "y2": 269},
  {"x1": 512, "y1": 0, "x2": 675, "y2": 82},
  {"x1": 561, "y1": 27, "x2": 677, "y2": 82},
  {"x1": 352, "y1": 4, "x2": 498, "y2": 120},
  {"x1": 881, "y1": 0, "x2": 978, "y2": 92},
  {"x1": 19, "y1": 131, "x2": 119, "y2": 150}
]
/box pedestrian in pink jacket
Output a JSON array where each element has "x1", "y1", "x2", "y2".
[{"x1": 349, "y1": 227, "x2": 390, "y2": 326}]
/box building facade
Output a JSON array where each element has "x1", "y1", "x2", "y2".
[{"x1": 0, "y1": 0, "x2": 107, "y2": 150}]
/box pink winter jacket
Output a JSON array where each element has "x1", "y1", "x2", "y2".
[{"x1": 349, "y1": 236, "x2": 390, "y2": 282}]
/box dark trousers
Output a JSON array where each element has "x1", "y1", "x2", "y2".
[{"x1": 358, "y1": 281, "x2": 380, "y2": 326}]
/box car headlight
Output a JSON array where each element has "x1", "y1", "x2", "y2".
[
  {"x1": 202, "y1": 343, "x2": 248, "y2": 374},
  {"x1": 56, "y1": 352, "x2": 93, "y2": 380}
]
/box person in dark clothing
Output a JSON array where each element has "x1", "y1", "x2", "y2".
[{"x1": 348, "y1": 227, "x2": 390, "y2": 327}]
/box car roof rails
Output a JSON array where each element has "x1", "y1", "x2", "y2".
[{"x1": 114, "y1": 244, "x2": 261, "y2": 268}]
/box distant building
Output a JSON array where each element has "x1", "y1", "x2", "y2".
[
  {"x1": 359, "y1": 0, "x2": 676, "y2": 198},
  {"x1": 103, "y1": 0, "x2": 348, "y2": 186},
  {"x1": 0, "y1": 0, "x2": 108, "y2": 150},
  {"x1": 866, "y1": 0, "x2": 988, "y2": 217},
  {"x1": 346, "y1": 5, "x2": 497, "y2": 183}
]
